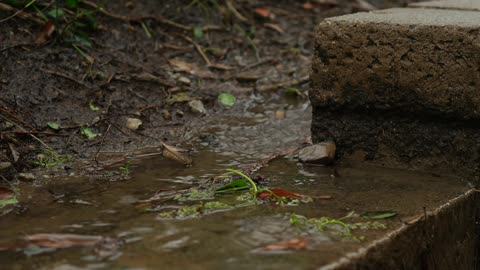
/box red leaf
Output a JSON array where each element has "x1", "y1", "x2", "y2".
[
  {"x1": 35, "y1": 21, "x2": 55, "y2": 45},
  {"x1": 0, "y1": 187, "x2": 14, "y2": 201},
  {"x1": 302, "y1": 3, "x2": 316, "y2": 10},
  {"x1": 254, "y1": 7, "x2": 271, "y2": 18},
  {"x1": 257, "y1": 188, "x2": 308, "y2": 200},
  {"x1": 25, "y1": 234, "x2": 103, "y2": 249},
  {"x1": 258, "y1": 237, "x2": 308, "y2": 252}
]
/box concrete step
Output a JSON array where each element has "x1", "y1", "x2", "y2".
[
  {"x1": 310, "y1": 4, "x2": 480, "y2": 268},
  {"x1": 310, "y1": 6, "x2": 480, "y2": 179}
]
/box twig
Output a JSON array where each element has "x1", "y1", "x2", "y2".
[
  {"x1": 40, "y1": 68, "x2": 92, "y2": 89},
  {"x1": 3, "y1": 130, "x2": 69, "y2": 137},
  {"x1": 81, "y1": 0, "x2": 193, "y2": 31},
  {"x1": 244, "y1": 146, "x2": 299, "y2": 175},
  {"x1": 178, "y1": 35, "x2": 211, "y2": 66},
  {"x1": 256, "y1": 75, "x2": 309, "y2": 92},
  {"x1": 226, "y1": 0, "x2": 249, "y2": 23},
  {"x1": 0, "y1": 108, "x2": 35, "y2": 130},
  {"x1": 242, "y1": 57, "x2": 275, "y2": 71},
  {"x1": 118, "y1": 73, "x2": 175, "y2": 88},
  {"x1": 93, "y1": 124, "x2": 112, "y2": 164},
  {"x1": 0, "y1": 114, "x2": 50, "y2": 149},
  {"x1": 0, "y1": 1, "x2": 44, "y2": 24}
]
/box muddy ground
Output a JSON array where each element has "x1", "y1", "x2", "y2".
[{"x1": 0, "y1": 0, "x2": 418, "y2": 182}]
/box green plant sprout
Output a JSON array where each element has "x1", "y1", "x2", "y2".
[{"x1": 226, "y1": 168, "x2": 258, "y2": 193}]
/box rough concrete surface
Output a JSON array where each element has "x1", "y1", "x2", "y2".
[
  {"x1": 311, "y1": 8, "x2": 480, "y2": 120},
  {"x1": 410, "y1": 0, "x2": 480, "y2": 11},
  {"x1": 323, "y1": 190, "x2": 480, "y2": 270},
  {"x1": 310, "y1": 7, "x2": 480, "y2": 178}
]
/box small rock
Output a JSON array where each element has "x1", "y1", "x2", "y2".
[
  {"x1": 17, "y1": 172, "x2": 35, "y2": 181},
  {"x1": 0, "y1": 162, "x2": 12, "y2": 171},
  {"x1": 177, "y1": 76, "x2": 191, "y2": 85},
  {"x1": 188, "y1": 100, "x2": 207, "y2": 114},
  {"x1": 126, "y1": 118, "x2": 142, "y2": 130},
  {"x1": 298, "y1": 141, "x2": 336, "y2": 165},
  {"x1": 275, "y1": 110, "x2": 286, "y2": 119},
  {"x1": 162, "y1": 109, "x2": 172, "y2": 120}
]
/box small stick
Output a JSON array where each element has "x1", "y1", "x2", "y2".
[
  {"x1": 256, "y1": 75, "x2": 309, "y2": 92},
  {"x1": 178, "y1": 35, "x2": 211, "y2": 66},
  {"x1": 3, "y1": 130, "x2": 69, "y2": 137},
  {"x1": 40, "y1": 68, "x2": 92, "y2": 89},
  {"x1": 93, "y1": 124, "x2": 112, "y2": 164}
]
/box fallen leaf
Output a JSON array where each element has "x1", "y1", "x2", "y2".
[
  {"x1": 302, "y1": 2, "x2": 316, "y2": 10},
  {"x1": 47, "y1": 122, "x2": 61, "y2": 130},
  {"x1": 361, "y1": 211, "x2": 397, "y2": 219},
  {"x1": 80, "y1": 127, "x2": 98, "y2": 139},
  {"x1": 218, "y1": 93, "x2": 236, "y2": 107},
  {"x1": 35, "y1": 21, "x2": 55, "y2": 44},
  {"x1": 254, "y1": 7, "x2": 271, "y2": 18},
  {"x1": 167, "y1": 92, "x2": 192, "y2": 104},
  {"x1": 0, "y1": 187, "x2": 17, "y2": 207},
  {"x1": 24, "y1": 233, "x2": 102, "y2": 249},
  {"x1": 169, "y1": 59, "x2": 194, "y2": 73},
  {"x1": 89, "y1": 100, "x2": 100, "y2": 111},
  {"x1": 257, "y1": 188, "x2": 308, "y2": 200},
  {"x1": 257, "y1": 237, "x2": 308, "y2": 252},
  {"x1": 161, "y1": 142, "x2": 192, "y2": 165},
  {"x1": 193, "y1": 26, "x2": 204, "y2": 39}
]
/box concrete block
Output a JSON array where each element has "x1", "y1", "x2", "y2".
[
  {"x1": 310, "y1": 8, "x2": 480, "y2": 178},
  {"x1": 410, "y1": 0, "x2": 480, "y2": 11}
]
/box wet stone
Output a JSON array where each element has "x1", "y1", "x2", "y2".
[{"x1": 298, "y1": 142, "x2": 336, "y2": 165}]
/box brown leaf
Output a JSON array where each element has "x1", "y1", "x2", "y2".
[
  {"x1": 161, "y1": 142, "x2": 192, "y2": 165},
  {"x1": 35, "y1": 21, "x2": 55, "y2": 45},
  {"x1": 0, "y1": 187, "x2": 14, "y2": 201},
  {"x1": 257, "y1": 237, "x2": 308, "y2": 252},
  {"x1": 302, "y1": 2, "x2": 316, "y2": 10},
  {"x1": 257, "y1": 188, "x2": 308, "y2": 200},
  {"x1": 169, "y1": 59, "x2": 194, "y2": 73},
  {"x1": 254, "y1": 7, "x2": 271, "y2": 18}
]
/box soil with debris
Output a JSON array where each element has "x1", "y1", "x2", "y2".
[{"x1": 0, "y1": 0, "x2": 418, "y2": 181}]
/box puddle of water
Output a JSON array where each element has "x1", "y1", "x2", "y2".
[{"x1": 0, "y1": 95, "x2": 470, "y2": 269}]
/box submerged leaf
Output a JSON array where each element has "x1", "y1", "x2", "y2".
[
  {"x1": 257, "y1": 188, "x2": 308, "y2": 200},
  {"x1": 24, "y1": 233, "x2": 102, "y2": 248},
  {"x1": 256, "y1": 237, "x2": 308, "y2": 252},
  {"x1": 218, "y1": 93, "x2": 236, "y2": 107},
  {"x1": 361, "y1": 211, "x2": 397, "y2": 219}
]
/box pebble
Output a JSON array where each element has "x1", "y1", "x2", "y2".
[
  {"x1": 0, "y1": 162, "x2": 12, "y2": 171},
  {"x1": 298, "y1": 141, "x2": 336, "y2": 165},
  {"x1": 126, "y1": 118, "x2": 142, "y2": 130},
  {"x1": 17, "y1": 172, "x2": 35, "y2": 181}
]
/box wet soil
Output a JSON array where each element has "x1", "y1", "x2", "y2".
[{"x1": 0, "y1": 0, "x2": 418, "y2": 180}]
